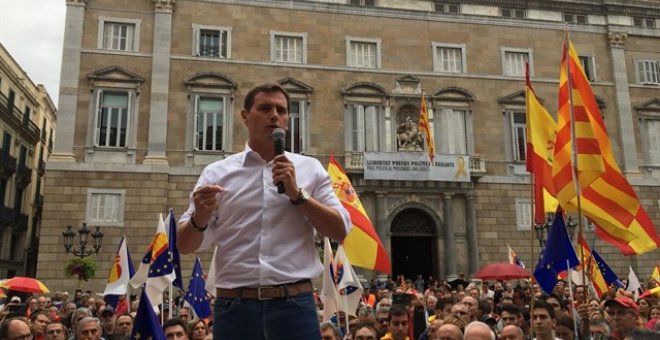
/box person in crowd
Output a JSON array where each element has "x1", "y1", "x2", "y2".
[
  {"x1": 188, "y1": 319, "x2": 208, "y2": 340},
  {"x1": 545, "y1": 294, "x2": 566, "y2": 319},
  {"x1": 604, "y1": 297, "x2": 643, "y2": 339},
  {"x1": 381, "y1": 304, "x2": 409, "y2": 340},
  {"x1": 76, "y1": 317, "x2": 102, "y2": 340},
  {"x1": 362, "y1": 289, "x2": 377, "y2": 308},
  {"x1": 352, "y1": 322, "x2": 378, "y2": 340},
  {"x1": 481, "y1": 282, "x2": 494, "y2": 299},
  {"x1": 357, "y1": 306, "x2": 376, "y2": 326},
  {"x1": 434, "y1": 323, "x2": 463, "y2": 340},
  {"x1": 375, "y1": 306, "x2": 391, "y2": 338},
  {"x1": 450, "y1": 302, "x2": 470, "y2": 325},
  {"x1": 30, "y1": 311, "x2": 49, "y2": 340},
  {"x1": 44, "y1": 321, "x2": 67, "y2": 340},
  {"x1": 68, "y1": 307, "x2": 91, "y2": 340},
  {"x1": 99, "y1": 306, "x2": 116, "y2": 339},
  {"x1": 422, "y1": 319, "x2": 443, "y2": 340},
  {"x1": 377, "y1": 298, "x2": 393, "y2": 311},
  {"x1": 532, "y1": 299, "x2": 559, "y2": 340},
  {"x1": 442, "y1": 314, "x2": 467, "y2": 334},
  {"x1": 645, "y1": 305, "x2": 660, "y2": 330},
  {"x1": 554, "y1": 315, "x2": 575, "y2": 340},
  {"x1": 177, "y1": 82, "x2": 351, "y2": 340},
  {"x1": 0, "y1": 317, "x2": 32, "y2": 340},
  {"x1": 108, "y1": 314, "x2": 132, "y2": 340},
  {"x1": 499, "y1": 324, "x2": 525, "y2": 340},
  {"x1": 415, "y1": 275, "x2": 426, "y2": 293},
  {"x1": 177, "y1": 307, "x2": 190, "y2": 324},
  {"x1": 461, "y1": 296, "x2": 479, "y2": 322},
  {"x1": 320, "y1": 321, "x2": 341, "y2": 340},
  {"x1": 589, "y1": 318, "x2": 612, "y2": 339},
  {"x1": 500, "y1": 303, "x2": 524, "y2": 329},
  {"x1": 163, "y1": 318, "x2": 189, "y2": 340},
  {"x1": 463, "y1": 321, "x2": 495, "y2": 340}
]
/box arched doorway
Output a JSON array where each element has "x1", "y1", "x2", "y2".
[{"x1": 391, "y1": 208, "x2": 437, "y2": 282}]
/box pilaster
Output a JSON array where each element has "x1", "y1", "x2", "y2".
[
  {"x1": 443, "y1": 192, "x2": 457, "y2": 279},
  {"x1": 466, "y1": 193, "x2": 478, "y2": 274}
]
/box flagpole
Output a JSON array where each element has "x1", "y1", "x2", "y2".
[
  {"x1": 525, "y1": 62, "x2": 536, "y2": 337},
  {"x1": 564, "y1": 31, "x2": 589, "y2": 304}
]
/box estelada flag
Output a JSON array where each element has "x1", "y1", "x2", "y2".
[{"x1": 328, "y1": 154, "x2": 391, "y2": 274}]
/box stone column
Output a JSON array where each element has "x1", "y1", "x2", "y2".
[
  {"x1": 144, "y1": 0, "x2": 175, "y2": 165},
  {"x1": 375, "y1": 191, "x2": 389, "y2": 254},
  {"x1": 443, "y1": 192, "x2": 457, "y2": 279},
  {"x1": 607, "y1": 31, "x2": 639, "y2": 174},
  {"x1": 466, "y1": 193, "x2": 478, "y2": 274},
  {"x1": 51, "y1": 0, "x2": 88, "y2": 162}
]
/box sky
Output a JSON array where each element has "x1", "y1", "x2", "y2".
[{"x1": 0, "y1": 0, "x2": 66, "y2": 106}]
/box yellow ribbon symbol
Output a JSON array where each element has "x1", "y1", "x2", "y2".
[{"x1": 454, "y1": 156, "x2": 468, "y2": 179}]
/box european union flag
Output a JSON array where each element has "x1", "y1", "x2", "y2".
[
  {"x1": 591, "y1": 248, "x2": 623, "y2": 288},
  {"x1": 131, "y1": 286, "x2": 166, "y2": 340},
  {"x1": 534, "y1": 210, "x2": 580, "y2": 294},
  {"x1": 184, "y1": 257, "x2": 211, "y2": 319},
  {"x1": 168, "y1": 209, "x2": 183, "y2": 291}
]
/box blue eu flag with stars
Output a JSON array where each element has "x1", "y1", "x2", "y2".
[
  {"x1": 534, "y1": 209, "x2": 580, "y2": 294},
  {"x1": 184, "y1": 257, "x2": 211, "y2": 319},
  {"x1": 131, "y1": 286, "x2": 166, "y2": 340}
]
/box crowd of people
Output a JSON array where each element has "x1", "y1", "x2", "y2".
[{"x1": 0, "y1": 273, "x2": 659, "y2": 339}]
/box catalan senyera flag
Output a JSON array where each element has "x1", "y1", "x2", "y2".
[
  {"x1": 328, "y1": 154, "x2": 391, "y2": 274},
  {"x1": 553, "y1": 36, "x2": 660, "y2": 255},
  {"x1": 418, "y1": 92, "x2": 435, "y2": 163},
  {"x1": 525, "y1": 65, "x2": 559, "y2": 224},
  {"x1": 577, "y1": 233, "x2": 608, "y2": 297}
]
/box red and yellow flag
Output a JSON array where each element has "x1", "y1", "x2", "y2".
[
  {"x1": 553, "y1": 36, "x2": 660, "y2": 255},
  {"x1": 577, "y1": 233, "x2": 608, "y2": 297},
  {"x1": 525, "y1": 66, "x2": 559, "y2": 224},
  {"x1": 418, "y1": 93, "x2": 435, "y2": 163},
  {"x1": 328, "y1": 154, "x2": 391, "y2": 273}
]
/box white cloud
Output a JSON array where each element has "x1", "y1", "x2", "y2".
[{"x1": 0, "y1": 0, "x2": 66, "y2": 106}]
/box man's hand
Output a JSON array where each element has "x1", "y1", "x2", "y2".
[
  {"x1": 271, "y1": 154, "x2": 298, "y2": 199},
  {"x1": 192, "y1": 185, "x2": 223, "y2": 226}
]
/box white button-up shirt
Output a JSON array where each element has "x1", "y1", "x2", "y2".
[{"x1": 180, "y1": 146, "x2": 352, "y2": 289}]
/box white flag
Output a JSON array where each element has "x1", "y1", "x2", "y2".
[
  {"x1": 626, "y1": 266, "x2": 642, "y2": 299},
  {"x1": 320, "y1": 237, "x2": 338, "y2": 321},
  {"x1": 143, "y1": 213, "x2": 176, "y2": 308},
  {"x1": 205, "y1": 246, "x2": 218, "y2": 297},
  {"x1": 103, "y1": 236, "x2": 132, "y2": 296},
  {"x1": 335, "y1": 245, "x2": 363, "y2": 317}
]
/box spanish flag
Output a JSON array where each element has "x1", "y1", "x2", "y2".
[
  {"x1": 328, "y1": 154, "x2": 391, "y2": 273},
  {"x1": 418, "y1": 92, "x2": 435, "y2": 163},
  {"x1": 525, "y1": 65, "x2": 559, "y2": 224},
  {"x1": 577, "y1": 233, "x2": 608, "y2": 297},
  {"x1": 553, "y1": 35, "x2": 660, "y2": 255}
]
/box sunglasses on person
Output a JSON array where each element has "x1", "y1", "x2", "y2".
[{"x1": 376, "y1": 318, "x2": 388, "y2": 324}]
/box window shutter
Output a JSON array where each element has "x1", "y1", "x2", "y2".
[
  {"x1": 453, "y1": 110, "x2": 467, "y2": 154},
  {"x1": 193, "y1": 95, "x2": 200, "y2": 150},
  {"x1": 94, "y1": 90, "x2": 103, "y2": 147},
  {"x1": 649, "y1": 121, "x2": 660, "y2": 165},
  {"x1": 440, "y1": 108, "x2": 452, "y2": 154},
  {"x1": 365, "y1": 105, "x2": 378, "y2": 151},
  {"x1": 356, "y1": 105, "x2": 365, "y2": 151},
  {"x1": 125, "y1": 91, "x2": 133, "y2": 147},
  {"x1": 193, "y1": 27, "x2": 200, "y2": 56}
]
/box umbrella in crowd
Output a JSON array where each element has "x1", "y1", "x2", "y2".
[
  {"x1": 473, "y1": 263, "x2": 532, "y2": 281},
  {"x1": 0, "y1": 277, "x2": 50, "y2": 294}
]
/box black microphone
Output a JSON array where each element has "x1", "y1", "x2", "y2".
[{"x1": 272, "y1": 128, "x2": 286, "y2": 194}]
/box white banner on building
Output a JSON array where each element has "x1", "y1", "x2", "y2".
[{"x1": 363, "y1": 152, "x2": 470, "y2": 182}]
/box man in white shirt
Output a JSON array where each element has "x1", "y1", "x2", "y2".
[{"x1": 178, "y1": 83, "x2": 352, "y2": 340}]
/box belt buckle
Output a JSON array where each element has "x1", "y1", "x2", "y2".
[{"x1": 257, "y1": 286, "x2": 275, "y2": 300}]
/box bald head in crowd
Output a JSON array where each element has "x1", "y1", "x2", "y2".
[
  {"x1": 463, "y1": 321, "x2": 495, "y2": 340},
  {"x1": 434, "y1": 323, "x2": 463, "y2": 340},
  {"x1": 499, "y1": 325, "x2": 525, "y2": 340}
]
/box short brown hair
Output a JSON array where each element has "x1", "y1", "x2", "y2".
[{"x1": 243, "y1": 83, "x2": 290, "y2": 113}]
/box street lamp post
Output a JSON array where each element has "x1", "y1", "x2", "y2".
[
  {"x1": 62, "y1": 223, "x2": 104, "y2": 258},
  {"x1": 534, "y1": 214, "x2": 578, "y2": 249}
]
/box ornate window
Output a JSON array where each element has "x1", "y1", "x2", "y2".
[
  {"x1": 637, "y1": 98, "x2": 660, "y2": 171},
  {"x1": 430, "y1": 87, "x2": 475, "y2": 156},
  {"x1": 499, "y1": 91, "x2": 528, "y2": 174},
  {"x1": 183, "y1": 72, "x2": 237, "y2": 166},
  {"x1": 87, "y1": 66, "x2": 144, "y2": 164}
]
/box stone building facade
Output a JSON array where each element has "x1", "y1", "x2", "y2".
[
  {"x1": 0, "y1": 43, "x2": 57, "y2": 277},
  {"x1": 40, "y1": 0, "x2": 660, "y2": 292}
]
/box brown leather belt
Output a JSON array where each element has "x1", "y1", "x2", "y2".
[{"x1": 216, "y1": 280, "x2": 313, "y2": 300}]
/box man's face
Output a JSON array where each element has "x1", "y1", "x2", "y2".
[
  {"x1": 450, "y1": 304, "x2": 470, "y2": 324},
  {"x1": 8, "y1": 320, "x2": 32, "y2": 340},
  {"x1": 78, "y1": 322, "x2": 101, "y2": 340},
  {"x1": 179, "y1": 308, "x2": 190, "y2": 322},
  {"x1": 499, "y1": 325, "x2": 524, "y2": 340},
  {"x1": 469, "y1": 288, "x2": 479, "y2": 299},
  {"x1": 575, "y1": 287, "x2": 585, "y2": 301},
  {"x1": 606, "y1": 306, "x2": 637, "y2": 333},
  {"x1": 320, "y1": 327, "x2": 338, "y2": 340},
  {"x1": 164, "y1": 325, "x2": 189, "y2": 340},
  {"x1": 547, "y1": 297, "x2": 563, "y2": 316},
  {"x1": 115, "y1": 316, "x2": 133, "y2": 336},
  {"x1": 38, "y1": 297, "x2": 47, "y2": 309},
  {"x1": 589, "y1": 324, "x2": 609, "y2": 339},
  {"x1": 354, "y1": 327, "x2": 377, "y2": 340},
  {"x1": 242, "y1": 91, "x2": 289, "y2": 147},
  {"x1": 500, "y1": 311, "x2": 520, "y2": 327},
  {"x1": 375, "y1": 311, "x2": 389, "y2": 333},
  {"x1": 45, "y1": 324, "x2": 66, "y2": 340},
  {"x1": 32, "y1": 314, "x2": 50, "y2": 335},
  {"x1": 461, "y1": 296, "x2": 478, "y2": 319},
  {"x1": 388, "y1": 314, "x2": 409, "y2": 340},
  {"x1": 532, "y1": 308, "x2": 555, "y2": 337}
]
